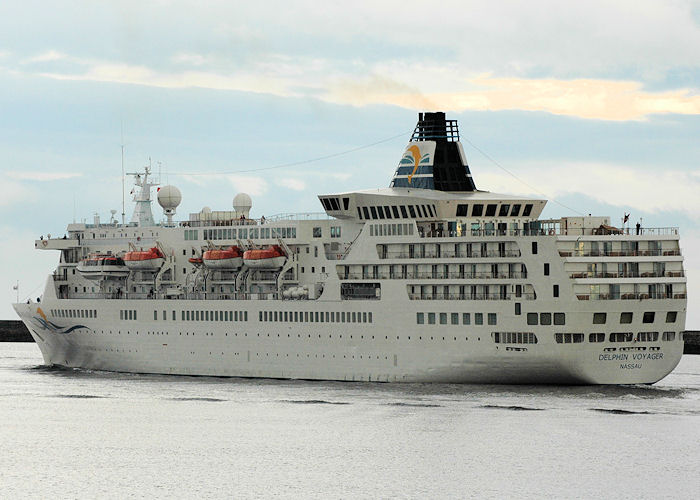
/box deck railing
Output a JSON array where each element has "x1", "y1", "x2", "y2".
[
  {"x1": 569, "y1": 271, "x2": 685, "y2": 279},
  {"x1": 576, "y1": 293, "x2": 686, "y2": 301}
]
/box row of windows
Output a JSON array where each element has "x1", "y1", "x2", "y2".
[
  {"x1": 526, "y1": 312, "x2": 566, "y2": 326},
  {"x1": 456, "y1": 203, "x2": 533, "y2": 218},
  {"x1": 151, "y1": 310, "x2": 249, "y2": 322},
  {"x1": 492, "y1": 332, "x2": 538, "y2": 344},
  {"x1": 120, "y1": 310, "x2": 138, "y2": 320},
  {"x1": 51, "y1": 309, "x2": 98, "y2": 319},
  {"x1": 358, "y1": 204, "x2": 437, "y2": 221},
  {"x1": 564, "y1": 331, "x2": 678, "y2": 343},
  {"x1": 259, "y1": 310, "x2": 373, "y2": 324},
  {"x1": 369, "y1": 223, "x2": 415, "y2": 237},
  {"x1": 594, "y1": 311, "x2": 677, "y2": 325},
  {"x1": 184, "y1": 229, "x2": 199, "y2": 240},
  {"x1": 312, "y1": 226, "x2": 341, "y2": 238},
  {"x1": 202, "y1": 226, "x2": 298, "y2": 241},
  {"x1": 416, "y1": 312, "x2": 497, "y2": 326}
]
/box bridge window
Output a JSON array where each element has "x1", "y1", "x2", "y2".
[
  {"x1": 510, "y1": 204, "x2": 521, "y2": 216},
  {"x1": 485, "y1": 204, "x2": 497, "y2": 216},
  {"x1": 472, "y1": 204, "x2": 483, "y2": 216},
  {"x1": 499, "y1": 204, "x2": 510, "y2": 216},
  {"x1": 523, "y1": 204, "x2": 533, "y2": 217}
]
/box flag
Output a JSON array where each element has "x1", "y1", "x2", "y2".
[{"x1": 623, "y1": 213, "x2": 630, "y2": 223}]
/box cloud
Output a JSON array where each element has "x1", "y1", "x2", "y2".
[
  {"x1": 16, "y1": 48, "x2": 700, "y2": 121},
  {"x1": 325, "y1": 74, "x2": 700, "y2": 121},
  {"x1": 7, "y1": 171, "x2": 82, "y2": 181},
  {"x1": 22, "y1": 50, "x2": 68, "y2": 64},
  {"x1": 476, "y1": 162, "x2": 700, "y2": 218},
  {"x1": 275, "y1": 178, "x2": 306, "y2": 191},
  {"x1": 0, "y1": 180, "x2": 34, "y2": 206},
  {"x1": 226, "y1": 174, "x2": 267, "y2": 196}
]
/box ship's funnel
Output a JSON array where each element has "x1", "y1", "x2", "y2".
[{"x1": 390, "y1": 112, "x2": 477, "y2": 192}]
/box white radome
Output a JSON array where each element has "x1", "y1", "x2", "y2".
[
  {"x1": 233, "y1": 193, "x2": 252, "y2": 216},
  {"x1": 157, "y1": 185, "x2": 182, "y2": 210}
]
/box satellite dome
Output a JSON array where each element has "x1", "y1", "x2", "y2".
[
  {"x1": 233, "y1": 193, "x2": 252, "y2": 215},
  {"x1": 157, "y1": 185, "x2": 182, "y2": 210}
]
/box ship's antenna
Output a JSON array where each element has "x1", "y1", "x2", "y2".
[{"x1": 121, "y1": 122, "x2": 126, "y2": 227}]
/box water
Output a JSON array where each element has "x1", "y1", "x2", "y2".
[{"x1": 1, "y1": 343, "x2": 699, "y2": 499}]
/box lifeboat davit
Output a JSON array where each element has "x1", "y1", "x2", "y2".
[
  {"x1": 243, "y1": 245, "x2": 287, "y2": 269},
  {"x1": 124, "y1": 247, "x2": 165, "y2": 270},
  {"x1": 77, "y1": 254, "x2": 130, "y2": 280},
  {"x1": 203, "y1": 246, "x2": 243, "y2": 270}
]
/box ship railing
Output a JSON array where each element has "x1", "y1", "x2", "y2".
[
  {"x1": 408, "y1": 292, "x2": 536, "y2": 301},
  {"x1": 569, "y1": 271, "x2": 685, "y2": 279},
  {"x1": 378, "y1": 250, "x2": 521, "y2": 259},
  {"x1": 416, "y1": 227, "x2": 680, "y2": 238},
  {"x1": 576, "y1": 293, "x2": 687, "y2": 301},
  {"x1": 559, "y1": 249, "x2": 681, "y2": 257},
  {"x1": 266, "y1": 212, "x2": 331, "y2": 222},
  {"x1": 52, "y1": 274, "x2": 68, "y2": 282},
  {"x1": 341, "y1": 272, "x2": 529, "y2": 280}
]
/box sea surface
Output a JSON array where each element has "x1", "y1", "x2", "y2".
[{"x1": 1, "y1": 343, "x2": 699, "y2": 499}]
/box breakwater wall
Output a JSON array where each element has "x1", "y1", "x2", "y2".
[{"x1": 0, "y1": 320, "x2": 32, "y2": 342}]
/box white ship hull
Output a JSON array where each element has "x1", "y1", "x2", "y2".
[{"x1": 13, "y1": 296, "x2": 684, "y2": 384}]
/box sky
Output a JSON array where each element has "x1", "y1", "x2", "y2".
[{"x1": 1, "y1": 0, "x2": 699, "y2": 325}]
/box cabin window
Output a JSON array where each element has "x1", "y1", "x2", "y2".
[
  {"x1": 384, "y1": 206, "x2": 392, "y2": 219},
  {"x1": 485, "y1": 204, "x2": 497, "y2": 216},
  {"x1": 408, "y1": 206, "x2": 416, "y2": 218},
  {"x1": 462, "y1": 313, "x2": 470, "y2": 325},
  {"x1": 456, "y1": 204, "x2": 468, "y2": 217},
  {"x1": 610, "y1": 332, "x2": 633, "y2": 342},
  {"x1": 475, "y1": 313, "x2": 483, "y2": 325},
  {"x1": 472, "y1": 204, "x2": 483, "y2": 216},
  {"x1": 643, "y1": 312, "x2": 655, "y2": 323},
  {"x1": 662, "y1": 331, "x2": 675, "y2": 341},
  {"x1": 666, "y1": 311, "x2": 677, "y2": 323},
  {"x1": 391, "y1": 206, "x2": 400, "y2": 218},
  {"x1": 593, "y1": 313, "x2": 607, "y2": 324},
  {"x1": 540, "y1": 313, "x2": 551, "y2": 325},
  {"x1": 620, "y1": 312, "x2": 633, "y2": 324},
  {"x1": 400, "y1": 206, "x2": 408, "y2": 218},
  {"x1": 498, "y1": 204, "x2": 510, "y2": 217},
  {"x1": 362, "y1": 207, "x2": 370, "y2": 219},
  {"x1": 554, "y1": 313, "x2": 565, "y2": 325},
  {"x1": 417, "y1": 313, "x2": 424, "y2": 324},
  {"x1": 510, "y1": 204, "x2": 521, "y2": 216},
  {"x1": 523, "y1": 204, "x2": 533, "y2": 217},
  {"x1": 313, "y1": 227, "x2": 322, "y2": 238}
]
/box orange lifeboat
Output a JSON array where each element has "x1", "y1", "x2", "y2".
[
  {"x1": 203, "y1": 246, "x2": 243, "y2": 270},
  {"x1": 188, "y1": 257, "x2": 203, "y2": 265},
  {"x1": 243, "y1": 245, "x2": 287, "y2": 269},
  {"x1": 124, "y1": 247, "x2": 165, "y2": 270}
]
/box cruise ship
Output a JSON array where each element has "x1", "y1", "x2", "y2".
[{"x1": 13, "y1": 112, "x2": 687, "y2": 384}]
